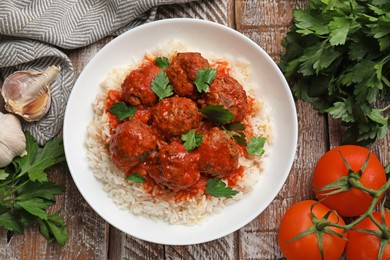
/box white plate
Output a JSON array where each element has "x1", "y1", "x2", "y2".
[{"x1": 63, "y1": 18, "x2": 297, "y2": 245}]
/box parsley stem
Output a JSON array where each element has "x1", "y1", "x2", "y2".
[
  {"x1": 2, "y1": 179, "x2": 29, "y2": 201},
  {"x1": 16, "y1": 169, "x2": 29, "y2": 179},
  {"x1": 380, "y1": 104, "x2": 390, "y2": 113},
  {"x1": 348, "y1": 0, "x2": 356, "y2": 17},
  {"x1": 0, "y1": 179, "x2": 14, "y2": 189},
  {"x1": 380, "y1": 54, "x2": 390, "y2": 65}
]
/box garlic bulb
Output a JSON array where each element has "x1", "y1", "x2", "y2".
[
  {"x1": 0, "y1": 112, "x2": 26, "y2": 167},
  {"x1": 1, "y1": 66, "x2": 60, "y2": 122}
]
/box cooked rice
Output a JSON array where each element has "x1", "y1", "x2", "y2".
[{"x1": 85, "y1": 41, "x2": 274, "y2": 224}]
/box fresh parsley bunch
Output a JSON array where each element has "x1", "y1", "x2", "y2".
[
  {"x1": 0, "y1": 132, "x2": 67, "y2": 245},
  {"x1": 280, "y1": 0, "x2": 390, "y2": 144}
]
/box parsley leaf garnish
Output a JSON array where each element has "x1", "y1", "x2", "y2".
[
  {"x1": 0, "y1": 132, "x2": 67, "y2": 245},
  {"x1": 152, "y1": 71, "x2": 174, "y2": 100},
  {"x1": 200, "y1": 104, "x2": 234, "y2": 125},
  {"x1": 247, "y1": 136, "x2": 266, "y2": 156},
  {"x1": 155, "y1": 57, "x2": 169, "y2": 69},
  {"x1": 205, "y1": 178, "x2": 239, "y2": 198},
  {"x1": 232, "y1": 131, "x2": 247, "y2": 146},
  {"x1": 181, "y1": 130, "x2": 203, "y2": 151},
  {"x1": 194, "y1": 68, "x2": 217, "y2": 93},
  {"x1": 126, "y1": 173, "x2": 145, "y2": 183},
  {"x1": 225, "y1": 122, "x2": 245, "y2": 131},
  {"x1": 223, "y1": 123, "x2": 247, "y2": 146},
  {"x1": 109, "y1": 102, "x2": 137, "y2": 121}
]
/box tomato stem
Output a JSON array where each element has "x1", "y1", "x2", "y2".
[
  {"x1": 317, "y1": 151, "x2": 377, "y2": 197},
  {"x1": 348, "y1": 178, "x2": 378, "y2": 197},
  {"x1": 328, "y1": 178, "x2": 390, "y2": 234}
]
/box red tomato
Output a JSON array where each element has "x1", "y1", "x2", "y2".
[
  {"x1": 278, "y1": 200, "x2": 347, "y2": 260},
  {"x1": 313, "y1": 145, "x2": 386, "y2": 217},
  {"x1": 346, "y1": 210, "x2": 390, "y2": 260}
]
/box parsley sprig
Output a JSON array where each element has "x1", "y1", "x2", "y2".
[
  {"x1": 280, "y1": 0, "x2": 390, "y2": 144},
  {"x1": 0, "y1": 132, "x2": 67, "y2": 245},
  {"x1": 126, "y1": 173, "x2": 145, "y2": 184},
  {"x1": 110, "y1": 102, "x2": 137, "y2": 121},
  {"x1": 181, "y1": 130, "x2": 203, "y2": 151},
  {"x1": 247, "y1": 137, "x2": 266, "y2": 156},
  {"x1": 152, "y1": 71, "x2": 174, "y2": 100},
  {"x1": 194, "y1": 68, "x2": 217, "y2": 93},
  {"x1": 200, "y1": 104, "x2": 234, "y2": 125},
  {"x1": 224, "y1": 122, "x2": 247, "y2": 146},
  {"x1": 205, "y1": 178, "x2": 239, "y2": 199},
  {"x1": 155, "y1": 57, "x2": 169, "y2": 69}
]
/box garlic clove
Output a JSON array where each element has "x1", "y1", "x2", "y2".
[
  {"x1": 0, "y1": 112, "x2": 26, "y2": 167},
  {"x1": 1, "y1": 66, "x2": 60, "y2": 122}
]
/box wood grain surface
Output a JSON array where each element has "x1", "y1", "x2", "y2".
[{"x1": 1, "y1": 0, "x2": 389, "y2": 259}]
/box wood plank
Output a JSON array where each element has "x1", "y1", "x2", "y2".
[
  {"x1": 226, "y1": 0, "x2": 236, "y2": 28},
  {"x1": 235, "y1": 0, "x2": 326, "y2": 259},
  {"x1": 235, "y1": 0, "x2": 307, "y2": 63},
  {"x1": 109, "y1": 233, "x2": 164, "y2": 259},
  {"x1": 165, "y1": 233, "x2": 238, "y2": 260}
]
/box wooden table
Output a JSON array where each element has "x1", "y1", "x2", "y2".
[{"x1": 1, "y1": 0, "x2": 389, "y2": 259}]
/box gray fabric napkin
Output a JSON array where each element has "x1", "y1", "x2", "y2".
[{"x1": 0, "y1": 0, "x2": 197, "y2": 145}]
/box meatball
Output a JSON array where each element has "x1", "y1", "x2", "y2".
[
  {"x1": 122, "y1": 62, "x2": 160, "y2": 108},
  {"x1": 149, "y1": 141, "x2": 200, "y2": 191},
  {"x1": 197, "y1": 127, "x2": 239, "y2": 178},
  {"x1": 152, "y1": 96, "x2": 201, "y2": 136},
  {"x1": 166, "y1": 52, "x2": 210, "y2": 98},
  {"x1": 109, "y1": 119, "x2": 157, "y2": 171},
  {"x1": 204, "y1": 74, "x2": 247, "y2": 122}
]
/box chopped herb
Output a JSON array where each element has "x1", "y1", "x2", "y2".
[
  {"x1": 247, "y1": 136, "x2": 266, "y2": 156},
  {"x1": 140, "y1": 151, "x2": 148, "y2": 162},
  {"x1": 232, "y1": 131, "x2": 247, "y2": 146},
  {"x1": 109, "y1": 102, "x2": 137, "y2": 121},
  {"x1": 152, "y1": 71, "x2": 174, "y2": 100},
  {"x1": 0, "y1": 132, "x2": 67, "y2": 245},
  {"x1": 181, "y1": 130, "x2": 203, "y2": 151},
  {"x1": 200, "y1": 104, "x2": 234, "y2": 125},
  {"x1": 155, "y1": 57, "x2": 169, "y2": 69},
  {"x1": 194, "y1": 68, "x2": 217, "y2": 93},
  {"x1": 225, "y1": 122, "x2": 245, "y2": 131},
  {"x1": 126, "y1": 173, "x2": 146, "y2": 183},
  {"x1": 205, "y1": 178, "x2": 239, "y2": 199},
  {"x1": 223, "y1": 122, "x2": 247, "y2": 145}
]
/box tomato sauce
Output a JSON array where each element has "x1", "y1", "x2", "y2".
[
  {"x1": 106, "y1": 89, "x2": 122, "y2": 130},
  {"x1": 106, "y1": 52, "x2": 258, "y2": 201},
  {"x1": 226, "y1": 166, "x2": 244, "y2": 186}
]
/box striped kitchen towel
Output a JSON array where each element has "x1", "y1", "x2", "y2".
[{"x1": 0, "y1": 0, "x2": 228, "y2": 145}]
